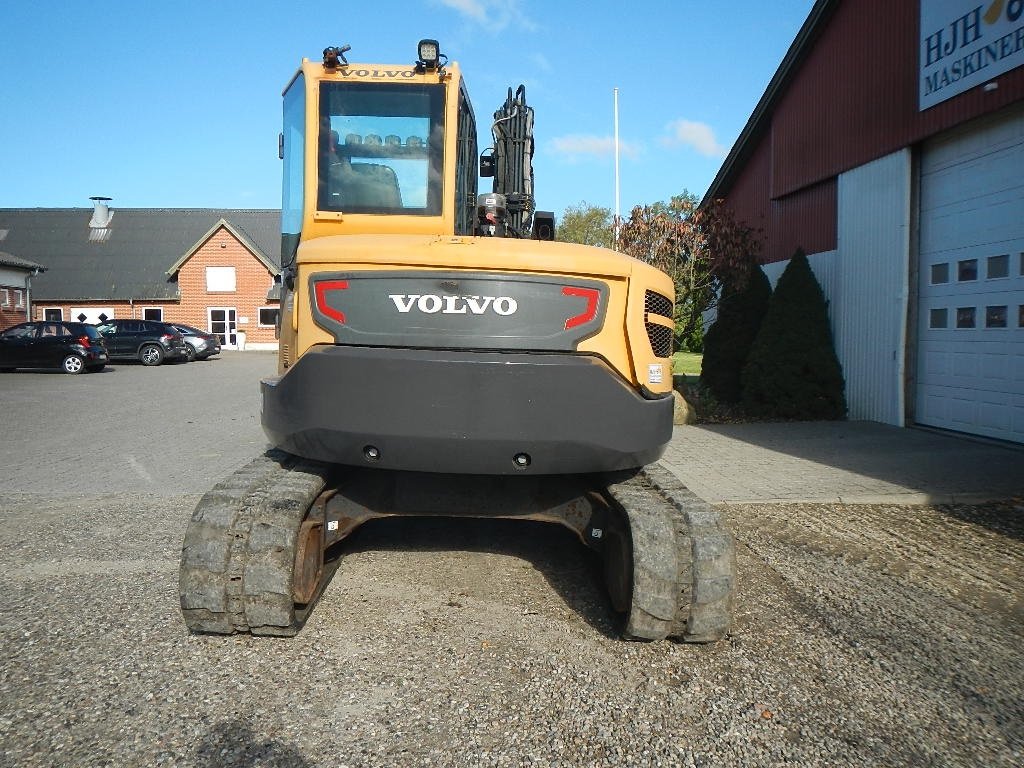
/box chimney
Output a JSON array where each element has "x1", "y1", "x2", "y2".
[
  {"x1": 89, "y1": 196, "x2": 114, "y2": 228},
  {"x1": 88, "y1": 196, "x2": 113, "y2": 242}
]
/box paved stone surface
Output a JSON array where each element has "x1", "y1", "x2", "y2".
[
  {"x1": 662, "y1": 421, "x2": 1024, "y2": 505},
  {"x1": 0, "y1": 351, "x2": 275, "y2": 497}
]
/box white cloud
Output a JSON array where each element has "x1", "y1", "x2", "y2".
[
  {"x1": 530, "y1": 52, "x2": 552, "y2": 72},
  {"x1": 549, "y1": 134, "x2": 641, "y2": 160},
  {"x1": 435, "y1": 0, "x2": 534, "y2": 31},
  {"x1": 663, "y1": 119, "x2": 728, "y2": 158},
  {"x1": 437, "y1": 0, "x2": 487, "y2": 22}
]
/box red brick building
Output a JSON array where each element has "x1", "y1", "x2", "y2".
[{"x1": 0, "y1": 207, "x2": 281, "y2": 348}]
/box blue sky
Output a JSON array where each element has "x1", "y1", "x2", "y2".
[{"x1": 0, "y1": 0, "x2": 813, "y2": 219}]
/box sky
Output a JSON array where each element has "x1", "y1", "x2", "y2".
[{"x1": 0, "y1": 0, "x2": 814, "y2": 220}]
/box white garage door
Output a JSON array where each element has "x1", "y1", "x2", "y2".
[{"x1": 917, "y1": 103, "x2": 1024, "y2": 443}]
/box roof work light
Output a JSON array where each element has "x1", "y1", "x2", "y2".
[
  {"x1": 416, "y1": 39, "x2": 443, "y2": 72},
  {"x1": 323, "y1": 45, "x2": 350, "y2": 69}
]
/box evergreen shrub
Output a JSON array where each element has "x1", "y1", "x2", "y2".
[
  {"x1": 699, "y1": 266, "x2": 771, "y2": 402},
  {"x1": 741, "y1": 249, "x2": 847, "y2": 419}
]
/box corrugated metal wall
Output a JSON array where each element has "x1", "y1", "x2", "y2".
[
  {"x1": 773, "y1": 0, "x2": 1024, "y2": 198},
  {"x1": 770, "y1": 179, "x2": 837, "y2": 262},
  {"x1": 723, "y1": 0, "x2": 1024, "y2": 265},
  {"x1": 720, "y1": 133, "x2": 772, "y2": 244},
  {"x1": 834, "y1": 150, "x2": 911, "y2": 425}
]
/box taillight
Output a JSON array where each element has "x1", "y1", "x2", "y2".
[
  {"x1": 315, "y1": 280, "x2": 350, "y2": 324},
  {"x1": 562, "y1": 286, "x2": 601, "y2": 330},
  {"x1": 77, "y1": 335, "x2": 91, "y2": 346},
  {"x1": 160, "y1": 334, "x2": 174, "y2": 342}
]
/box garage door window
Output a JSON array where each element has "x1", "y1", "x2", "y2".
[
  {"x1": 929, "y1": 308, "x2": 948, "y2": 328},
  {"x1": 956, "y1": 307, "x2": 975, "y2": 328},
  {"x1": 987, "y1": 254, "x2": 1009, "y2": 279},
  {"x1": 930, "y1": 263, "x2": 949, "y2": 284},
  {"x1": 985, "y1": 306, "x2": 1007, "y2": 328},
  {"x1": 957, "y1": 259, "x2": 977, "y2": 281}
]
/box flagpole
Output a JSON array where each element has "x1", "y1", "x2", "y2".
[{"x1": 613, "y1": 87, "x2": 620, "y2": 250}]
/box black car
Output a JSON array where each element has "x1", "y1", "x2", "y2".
[
  {"x1": 94, "y1": 319, "x2": 190, "y2": 365},
  {"x1": 0, "y1": 321, "x2": 109, "y2": 374},
  {"x1": 170, "y1": 323, "x2": 222, "y2": 361}
]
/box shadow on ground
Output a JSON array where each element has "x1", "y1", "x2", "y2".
[{"x1": 335, "y1": 515, "x2": 619, "y2": 639}]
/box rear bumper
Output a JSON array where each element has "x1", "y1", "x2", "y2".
[{"x1": 261, "y1": 345, "x2": 673, "y2": 475}]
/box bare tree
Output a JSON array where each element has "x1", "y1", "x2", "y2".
[{"x1": 618, "y1": 192, "x2": 760, "y2": 346}]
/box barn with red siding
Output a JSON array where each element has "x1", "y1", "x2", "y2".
[{"x1": 708, "y1": 0, "x2": 1024, "y2": 443}]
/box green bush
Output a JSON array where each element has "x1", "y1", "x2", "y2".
[
  {"x1": 741, "y1": 249, "x2": 846, "y2": 420},
  {"x1": 699, "y1": 267, "x2": 771, "y2": 402},
  {"x1": 677, "y1": 315, "x2": 704, "y2": 353}
]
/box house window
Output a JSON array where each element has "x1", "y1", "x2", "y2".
[
  {"x1": 956, "y1": 307, "x2": 976, "y2": 328},
  {"x1": 258, "y1": 307, "x2": 280, "y2": 327},
  {"x1": 930, "y1": 263, "x2": 949, "y2": 284},
  {"x1": 44, "y1": 308, "x2": 62, "y2": 321},
  {"x1": 13, "y1": 289, "x2": 24, "y2": 308},
  {"x1": 142, "y1": 307, "x2": 163, "y2": 321},
  {"x1": 206, "y1": 266, "x2": 237, "y2": 292},
  {"x1": 987, "y1": 254, "x2": 1009, "y2": 279},
  {"x1": 0, "y1": 288, "x2": 8, "y2": 307},
  {"x1": 957, "y1": 259, "x2": 977, "y2": 281},
  {"x1": 929, "y1": 308, "x2": 948, "y2": 328},
  {"x1": 985, "y1": 306, "x2": 1007, "y2": 328},
  {"x1": 1019, "y1": 305, "x2": 1024, "y2": 327}
]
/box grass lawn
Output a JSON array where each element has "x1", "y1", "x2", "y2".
[{"x1": 672, "y1": 351, "x2": 702, "y2": 376}]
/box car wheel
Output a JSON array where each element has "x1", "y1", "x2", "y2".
[
  {"x1": 184, "y1": 344, "x2": 196, "y2": 362},
  {"x1": 62, "y1": 354, "x2": 85, "y2": 374},
  {"x1": 140, "y1": 344, "x2": 164, "y2": 366}
]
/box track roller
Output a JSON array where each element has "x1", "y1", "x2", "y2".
[
  {"x1": 604, "y1": 464, "x2": 735, "y2": 642},
  {"x1": 179, "y1": 449, "x2": 332, "y2": 636}
]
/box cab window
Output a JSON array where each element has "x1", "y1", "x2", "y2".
[{"x1": 318, "y1": 82, "x2": 445, "y2": 215}]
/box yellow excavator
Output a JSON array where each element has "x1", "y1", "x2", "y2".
[{"x1": 179, "y1": 41, "x2": 734, "y2": 641}]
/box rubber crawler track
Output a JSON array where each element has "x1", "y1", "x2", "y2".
[
  {"x1": 605, "y1": 464, "x2": 735, "y2": 642},
  {"x1": 179, "y1": 449, "x2": 331, "y2": 636},
  {"x1": 180, "y1": 455, "x2": 734, "y2": 641}
]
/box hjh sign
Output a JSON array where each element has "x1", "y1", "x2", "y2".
[{"x1": 920, "y1": 0, "x2": 1024, "y2": 110}]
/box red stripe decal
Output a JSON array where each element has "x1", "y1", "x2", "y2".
[
  {"x1": 562, "y1": 286, "x2": 600, "y2": 330},
  {"x1": 315, "y1": 280, "x2": 349, "y2": 324}
]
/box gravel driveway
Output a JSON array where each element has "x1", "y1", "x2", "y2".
[{"x1": 1, "y1": 353, "x2": 1021, "y2": 766}]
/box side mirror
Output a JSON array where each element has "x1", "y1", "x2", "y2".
[{"x1": 479, "y1": 152, "x2": 495, "y2": 178}]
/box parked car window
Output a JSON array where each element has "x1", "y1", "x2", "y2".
[{"x1": 2, "y1": 324, "x2": 35, "y2": 339}]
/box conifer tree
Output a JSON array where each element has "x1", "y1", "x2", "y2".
[
  {"x1": 742, "y1": 249, "x2": 846, "y2": 419},
  {"x1": 700, "y1": 266, "x2": 771, "y2": 402}
]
